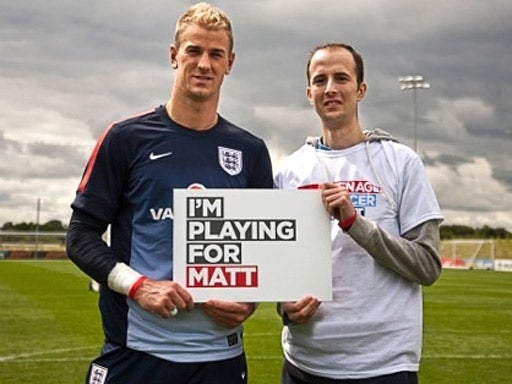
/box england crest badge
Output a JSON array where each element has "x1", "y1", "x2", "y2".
[{"x1": 218, "y1": 146, "x2": 243, "y2": 176}]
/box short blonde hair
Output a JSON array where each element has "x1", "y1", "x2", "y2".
[{"x1": 174, "y1": 2, "x2": 234, "y2": 52}]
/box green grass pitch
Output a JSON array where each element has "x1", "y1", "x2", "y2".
[{"x1": 0, "y1": 261, "x2": 511, "y2": 383}]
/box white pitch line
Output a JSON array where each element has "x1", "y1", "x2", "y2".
[
  {"x1": 247, "y1": 355, "x2": 282, "y2": 360},
  {"x1": 245, "y1": 332, "x2": 280, "y2": 337},
  {"x1": 3, "y1": 357, "x2": 94, "y2": 363},
  {"x1": 3, "y1": 349, "x2": 509, "y2": 364},
  {"x1": 248, "y1": 354, "x2": 512, "y2": 360},
  {"x1": 422, "y1": 354, "x2": 512, "y2": 359},
  {"x1": 0, "y1": 346, "x2": 97, "y2": 362}
]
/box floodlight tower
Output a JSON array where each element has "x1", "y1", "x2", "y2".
[
  {"x1": 398, "y1": 75, "x2": 430, "y2": 152},
  {"x1": 35, "y1": 197, "x2": 41, "y2": 259}
]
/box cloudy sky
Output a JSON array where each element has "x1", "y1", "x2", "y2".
[{"x1": 1, "y1": 0, "x2": 511, "y2": 231}]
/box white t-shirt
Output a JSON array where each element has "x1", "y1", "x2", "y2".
[{"x1": 274, "y1": 139, "x2": 443, "y2": 379}]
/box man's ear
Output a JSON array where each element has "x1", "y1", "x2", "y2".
[
  {"x1": 225, "y1": 52, "x2": 235, "y2": 75},
  {"x1": 306, "y1": 87, "x2": 313, "y2": 105},
  {"x1": 357, "y1": 82, "x2": 367, "y2": 101},
  {"x1": 170, "y1": 45, "x2": 178, "y2": 69}
]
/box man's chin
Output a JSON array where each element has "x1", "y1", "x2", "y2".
[{"x1": 188, "y1": 88, "x2": 214, "y2": 102}]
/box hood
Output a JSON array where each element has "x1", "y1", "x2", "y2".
[
  {"x1": 364, "y1": 128, "x2": 398, "y2": 143},
  {"x1": 305, "y1": 128, "x2": 399, "y2": 211},
  {"x1": 306, "y1": 128, "x2": 398, "y2": 148}
]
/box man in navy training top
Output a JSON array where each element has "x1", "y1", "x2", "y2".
[{"x1": 66, "y1": 3, "x2": 273, "y2": 384}]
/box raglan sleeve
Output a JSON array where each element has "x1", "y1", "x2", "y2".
[
  {"x1": 249, "y1": 140, "x2": 274, "y2": 188},
  {"x1": 346, "y1": 153, "x2": 444, "y2": 285},
  {"x1": 398, "y1": 155, "x2": 444, "y2": 234},
  {"x1": 71, "y1": 124, "x2": 128, "y2": 222},
  {"x1": 66, "y1": 124, "x2": 129, "y2": 283}
]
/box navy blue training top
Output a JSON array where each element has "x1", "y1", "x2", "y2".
[{"x1": 68, "y1": 105, "x2": 273, "y2": 362}]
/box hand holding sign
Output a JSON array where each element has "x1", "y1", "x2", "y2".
[{"x1": 173, "y1": 189, "x2": 332, "y2": 302}]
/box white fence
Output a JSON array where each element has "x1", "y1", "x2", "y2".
[{"x1": 0, "y1": 230, "x2": 66, "y2": 259}]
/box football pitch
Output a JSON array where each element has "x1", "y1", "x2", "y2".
[{"x1": 0, "y1": 261, "x2": 510, "y2": 383}]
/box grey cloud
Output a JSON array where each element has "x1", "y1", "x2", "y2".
[{"x1": 0, "y1": 0, "x2": 511, "y2": 229}]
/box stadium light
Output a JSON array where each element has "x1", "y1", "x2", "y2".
[{"x1": 398, "y1": 75, "x2": 430, "y2": 152}]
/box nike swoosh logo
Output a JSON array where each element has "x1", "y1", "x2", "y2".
[{"x1": 149, "y1": 151, "x2": 173, "y2": 160}]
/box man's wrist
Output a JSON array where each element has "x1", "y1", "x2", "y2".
[
  {"x1": 338, "y1": 211, "x2": 357, "y2": 231},
  {"x1": 107, "y1": 262, "x2": 143, "y2": 296},
  {"x1": 128, "y1": 276, "x2": 148, "y2": 299},
  {"x1": 278, "y1": 303, "x2": 297, "y2": 326}
]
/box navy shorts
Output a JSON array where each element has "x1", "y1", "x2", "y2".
[
  {"x1": 86, "y1": 345, "x2": 248, "y2": 384},
  {"x1": 282, "y1": 359, "x2": 418, "y2": 384}
]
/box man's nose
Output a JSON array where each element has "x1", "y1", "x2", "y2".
[
  {"x1": 325, "y1": 78, "x2": 336, "y2": 93},
  {"x1": 197, "y1": 52, "x2": 211, "y2": 70}
]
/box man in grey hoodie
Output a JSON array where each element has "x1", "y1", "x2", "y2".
[{"x1": 274, "y1": 43, "x2": 443, "y2": 384}]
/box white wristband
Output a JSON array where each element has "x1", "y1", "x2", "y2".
[{"x1": 107, "y1": 262, "x2": 142, "y2": 296}]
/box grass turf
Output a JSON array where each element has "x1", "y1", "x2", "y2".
[{"x1": 0, "y1": 261, "x2": 510, "y2": 383}]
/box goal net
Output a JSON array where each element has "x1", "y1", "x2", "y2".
[{"x1": 441, "y1": 239, "x2": 495, "y2": 270}]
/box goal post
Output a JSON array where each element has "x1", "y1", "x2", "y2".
[{"x1": 441, "y1": 239, "x2": 495, "y2": 270}]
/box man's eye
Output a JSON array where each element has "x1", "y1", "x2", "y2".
[{"x1": 211, "y1": 51, "x2": 224, "y2": 59}]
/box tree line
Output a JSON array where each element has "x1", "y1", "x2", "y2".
[
  {"x1": 1, "y1": 220, "x2": 67, "y2": 232},
  {"x1": 440, "y1": 224, "x2": 511, "y2": 239},
  {"x1": 1, "y1": 220, "x2": 511, "y2": 239}
]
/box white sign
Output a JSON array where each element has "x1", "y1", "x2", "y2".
[
  {"x1": 173, "y1": 189, "x2": 332, "y2": 302},
  {"x1": 495, "y1": 259, "x2": 512, "y2": 272}
]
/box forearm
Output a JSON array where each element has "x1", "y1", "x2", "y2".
[
  {"x1": 346, "y1": 216, "x2": 442, "y2": 285},
  {"x1": 65, "y1": 210, "x2": 118, "y2": 284}
]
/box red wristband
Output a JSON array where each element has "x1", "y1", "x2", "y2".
[
  {"x1": 338, "y1": 212, "x2": 357, "y2": 231},
  {"x1": 128, "y1": 276, "x2": 148, "y2": 299}
]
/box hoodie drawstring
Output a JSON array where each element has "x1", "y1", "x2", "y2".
[{"x1": 305, "y1": 135, "x2": 397, "y2": 212}]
